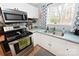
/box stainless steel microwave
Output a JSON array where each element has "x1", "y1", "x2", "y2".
[{"x1": 2, "y1": 9, "x2": 27, "y2": 23}]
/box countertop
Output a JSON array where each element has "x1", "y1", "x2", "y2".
[
  {"x1": 63, "y1": 32, "x2": 79, "y2": 44},
  {"x1": 28, "y1": 28, "x2": 79, "y2": 44}
]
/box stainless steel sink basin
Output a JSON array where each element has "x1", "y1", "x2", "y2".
[
  {"x1": 53, "y1": 31, "x2": 64, "y2": 36},
  {"x1": 32, "y1": 28, "x2": 64, "y2": 37},
  {"x1": 44, "y1": 30, "x2": 64, "y2": 37}
]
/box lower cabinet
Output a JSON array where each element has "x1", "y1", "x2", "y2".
[
  {"x1": 37, "y1": 33, "x2": 51, "y2": 51},
  {"x1": 32, "y1": 33, "x2": 51, "y2": 51},
  {"x1": 32, "y1": 33, "x2": 42, "y2": 46},
  {"x1": 32, "y1": 32, "x2": 79, "y2": 56},
  {"x1": 50, "y1": 37, "x2": 67, "y2": 56},
  {"x1": 65, "y1": 41, "x2": 79, "y2": 56}
]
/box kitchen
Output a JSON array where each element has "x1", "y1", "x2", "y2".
[{"x1": 0, "y1": 3, "x2": 79, "y2": 56}]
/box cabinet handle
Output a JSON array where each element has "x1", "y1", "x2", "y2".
[{"x1": 66, "y1": 48, "x2": 69, "y2": 51}]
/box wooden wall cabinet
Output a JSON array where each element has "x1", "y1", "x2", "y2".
[
  {"x1": 0, "y1": 44, "x2": 5, "y2": 56},
  {"x1": 0, "y1": 35, "x2": 5, "y2": 42}
]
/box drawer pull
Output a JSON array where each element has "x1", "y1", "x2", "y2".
[{"x1": 66, "y1": 48, "x2": 69, "y2": 51}]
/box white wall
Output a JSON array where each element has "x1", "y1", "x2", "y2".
[{"x1": 0, "y1": 3, "x2": 38, "y2": 18}]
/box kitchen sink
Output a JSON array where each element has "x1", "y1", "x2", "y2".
[
  {"x1": 44, "y1": 30, "x2": 64, "y2": 37},
  {"x1": 31, "y1": 28, "x2": 64, "y2": 37}
]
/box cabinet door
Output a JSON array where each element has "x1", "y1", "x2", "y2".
[
  {"x1": 65, "y1": 41, "x2": 79, "y2": 56},
  {"x1": 50, "y1": 37, "x2": 79, "y2": 56},
  {"x1": 50, "y1": 37, "x2": 68, "y2": 56},
  {"x1": 32, "y1": 33, "x2": 40, "y2": 46},
  {"x1": 32, "y1": 33, "x2": 51, "y2": 51},
  {"x1": 32, "y1": 33, "x2": 45, "y2": 46},
  {"x1": 37, "y1": 33, "x2": 52, "y2": 51}
]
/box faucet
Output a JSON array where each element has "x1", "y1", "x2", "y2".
[
  {"x1": 61, "y1": 30, "x2": 64, "y2": 36},
  {"x1": 53, "y1": 27, "x2": 55, "y2": 34},
  {"x1": 45, "y1": 26, "x2": 49, "y2": 32}
]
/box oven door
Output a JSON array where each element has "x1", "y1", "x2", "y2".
[{"x1": 9, "y1": 36, "x2": 33, "y2": 56}]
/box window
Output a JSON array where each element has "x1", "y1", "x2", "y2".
[{"x1": 47, "y1": 3, "x2": 75, "y2": 25}]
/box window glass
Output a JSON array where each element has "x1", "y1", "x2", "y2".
[{"x1": 47, "y1": 3, "x2": 75, "y2": 25}]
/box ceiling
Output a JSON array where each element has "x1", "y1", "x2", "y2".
[
  {"x1": 28, "y1": 3, "x2": 65, "y2": 8},
  {"x1": 28, "y1": 3, "x2": 51, "y2": 8},
  {"x1": 28, "y1": 3, "x2": 42, "y2": 8}
]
